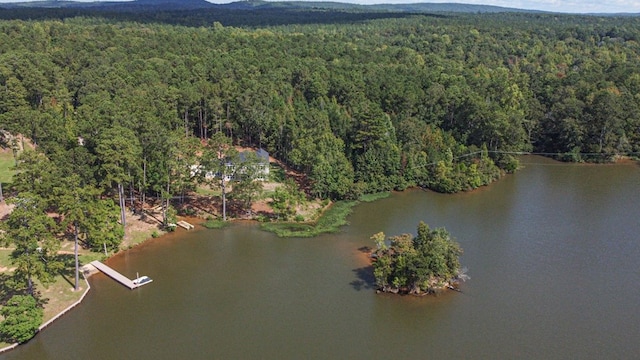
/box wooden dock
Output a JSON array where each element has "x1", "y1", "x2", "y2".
[
  {"x1": 176, "y1": 220, "x2": 195, "y2": 230},
  {"x1": 90, "y1": 261, "x2": 151, "y2": 290}
]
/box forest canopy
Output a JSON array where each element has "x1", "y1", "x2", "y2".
[{"x1": 1, "y1": 12, "x2": 640, "y2": 202}]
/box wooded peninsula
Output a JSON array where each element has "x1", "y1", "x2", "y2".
[{"x1": 1, "y1": 4, "x2": 640, "y2": 344}]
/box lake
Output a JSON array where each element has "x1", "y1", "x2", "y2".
[{"x1": 2, "y1": 156, "x2": 639, "y2": 359}]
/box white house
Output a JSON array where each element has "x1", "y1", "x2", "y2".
[
  {"x1": 191, "y1": 148, "x2": 270, "y2": 182},
  {"x1": 233, "y1": 148, "x2": 270, "y2": 181}
]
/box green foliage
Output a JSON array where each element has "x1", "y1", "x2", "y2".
[
  {"x1": 11, "y1": 150, "x2": 60, "y2": 206},
  {"x1": 269, "y1": 179, "x2": 304, "y2": 221},
  {"x1": 228, "y1": 151, "x2": 265, "y2": 213},
  {"x1": 268, "y1": 164, "x2": 286, "y2": 183},
  {"x1": 0, "y1": 294, "x2": 43, "y2": 343},
  {"x1": 198, "y1": 132, "x2": 248, "y2": 220},
  {"x1": 372, "y1": 222, "x2": 463, "y2": 294},
  {"x1": 95, "y1": 125, "x2": 142, "y2": 191},
  {"x1": 202, "y1": 219, "x2": 228, "y2": 229},
  {"x1": 261, "y1": 200, "x2": 356, "y2": 237},
  {"x1": 80, "y1": 198, "x2": 124, "y2": 252},
  {"x1": 1, "y1": 193, "x2": 61, "y2": 295},
  {"x1": 359, "y1": 192, "x2": 391, "y2": 202},
  {"x1": 165, "y1": 205, "x2": 178, "y2": 228}
]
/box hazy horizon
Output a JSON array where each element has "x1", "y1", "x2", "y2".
[{"x1": 0, "y1": 0, "x2": 638, "y2": 14}]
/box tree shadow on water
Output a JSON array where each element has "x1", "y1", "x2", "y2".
[{"x1": 350, "y1": 265, "x2": 376, "y2": 291}]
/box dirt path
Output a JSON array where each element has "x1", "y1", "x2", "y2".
[{"x1": 0, "y1": 202, "x2": 13, "y2": 220}]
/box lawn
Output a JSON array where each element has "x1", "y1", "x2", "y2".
[
  {"x1": 0, "y1": 248, "x2": 86, "y2": 339},
  {"x1": 195, "y1": 186, "x2": 221, "y2": 196},
  {"x1": 38, "y1": 273, "x2": 87, "y2": 322},
  {"x1": 0, "y1": 249, "x2": 12, "y2": 270},
  {"x1": 0, "y1": 151, "x2": 16, "y2": 185}
]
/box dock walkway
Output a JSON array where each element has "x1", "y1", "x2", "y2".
[{"x1": 90, "y1": 261, "x2": 138, "y2": 289}]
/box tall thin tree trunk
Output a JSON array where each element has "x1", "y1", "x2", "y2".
[
  {"x1": 128, "y1": 169, "x2": 134, "y2": 209},
  {"x1": 163, "y1": 177, "x2": 170, "y2": 225},
  {"x1": 74, "y1": 222, "x2": 79, "y2": 292},
  {"x1": 162, "y1": 200, "x2": 167, "y2": 226},
  {"x1": 118, "y1": 183, "x2": 126, "y2": 228},
  {"x1": 11, "y1": 138, "x2": 19, "y2": 166},
  {"x1": 199, "y1": 105, "x2": 204, "y2": 139},
  {"x1": 0, "y1": 181, "x2": 3, "y2": 203},
  {"x1": 226, "y1": 103, "x2": 232, "y2": 141},
  {"x1": 204, "y1": 106, "x2": 209, "y2": 140},
  {"x1": 222, "y1": 179, "x2": 227, "y2": 221},
  {"x1": 184, "y1": 108, "x2": 189, "y2": 137},
  {"x1": 26, "y1": 248, "x2": 33, "y2": 295},
  {"x1": 142, "y1": 158, "x2": 147, "y2": 207}
]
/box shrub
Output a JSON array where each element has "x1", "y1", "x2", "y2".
[{"x1": 0, "y1": 295, "x2": 43, "y2": 343}]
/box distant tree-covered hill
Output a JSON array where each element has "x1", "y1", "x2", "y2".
[
  {"x1": 0, "y1": 0, "x2": 544, "y2": 14},
  {"x1": 1, "y1": 0, "x2": 637, "y2": 27}
]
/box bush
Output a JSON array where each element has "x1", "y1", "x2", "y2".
[
  {"x1": 202, "y1": 219, "x2": 227, "y2": 229},
  {"x1": 0, "y1": 295, "x2": 43, "y2": 343},
  {"x1": 179, "y1": 207, "x2": 196, "y2": 216}
]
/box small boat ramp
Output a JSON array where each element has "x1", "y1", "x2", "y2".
[{"x1": 90, "y1": 261, "x2": 153, "y2": 290}]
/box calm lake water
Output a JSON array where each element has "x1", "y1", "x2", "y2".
[{"x1": 2, "y1": 156, "x2": 639, "y2": 359}]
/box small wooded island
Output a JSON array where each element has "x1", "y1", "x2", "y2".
[{"x1": 371, "y1": 222, "x2": 465, "y2": 295}]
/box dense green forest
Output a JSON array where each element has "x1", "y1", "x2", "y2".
[{"x1": 2, "y1": 12, "x2": 638, "y2": 201}]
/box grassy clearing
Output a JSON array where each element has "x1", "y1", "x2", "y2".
[
  {"x1": 78, "y1": 252, "x2": 106, "y2": 266},
  {"x1": 0, "y1": 151, "x2": 16, "y2": 185},
  {"x1": 195, "y1": 186, "x2": 221, "y2": 196},
  {"x1": 124, "y1": 228, "x2": 165, "y2": 249},
  {"x1": 0, "y1": 249, "x2": 11, "y2": 268},
  {"x1": 38, "y1": 275, "x2": 86, "y2": 322},
  {"x1": 260, "y1": 200, "x2": 357, "y2": 237}
]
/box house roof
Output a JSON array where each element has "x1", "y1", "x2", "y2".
[
  {"x1": 238, "y1": 148, "x2": 269, "y2": 163},
  {"x1": 257, "y1": 148, "x2": 269, "y2": 162}
]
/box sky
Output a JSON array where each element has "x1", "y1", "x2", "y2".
[{"x1": 0, "y1": 0, "x2": 638, "y2": 14}]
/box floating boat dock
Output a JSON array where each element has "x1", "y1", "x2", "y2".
[
  {"x1": 176, "y1": 220, "x2": 195, "y2": 230},
  {"x1": 90, "y1": 261, "x2": 152, "y2": 290}
]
